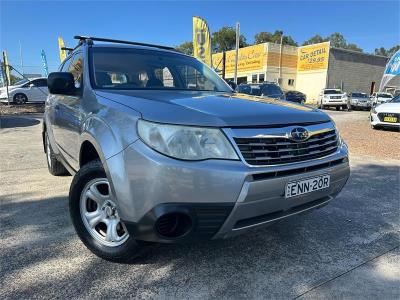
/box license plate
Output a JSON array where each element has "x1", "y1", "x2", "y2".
[
  {"x1": 383, "y1": 116, "x2": 398, "y2": 123},
  {"x1": 285, "y1": 174, "x2": 330, "y2": 198}
]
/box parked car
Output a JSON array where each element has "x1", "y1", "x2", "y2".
[
  {"x1": 347, "y1": 92, "x2": 371, "y2": 110},
  {"x1": 370, "y1": 94, "x2": 400, "y2": 130},
  {"x1": 237, "y1": 82, "x2": 285, "y2": 100},
  {"x1": 370, "y1": 92, "x2": 393, "y2": 105},
  {"x1": 0, "y1": 77, "x2": 48, "y2": 104},
  {"x1": 43, "y1": 36, "x2": 350, "y2": 262},
  {"x1": 285, "y1": 90, "x2": 306, "y2": 104},
  {"x1": 317, "y1": 88, "x2": 348, "y2": 110}
]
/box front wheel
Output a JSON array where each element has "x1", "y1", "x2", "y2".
[
  {"x1": 69, "y1": 160, "x2": 145, "y2": 263},
  {"x1": 336, "y1": 106, "x2": 341, "y2": 111},
  {"x1": 13, "y1": 93, "x2": 28, "y2": 104}
]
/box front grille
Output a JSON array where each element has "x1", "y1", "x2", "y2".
[
  {"x1": 378, "y1": 113, "x2": 399, "y2": 123},
  {"x1": 234, "y1": 129, "x2": 339, "y2": 166}
]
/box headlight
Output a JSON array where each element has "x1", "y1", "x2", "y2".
[{"x1": 137, "y1": 119, "x2": 239, "y2": 161}]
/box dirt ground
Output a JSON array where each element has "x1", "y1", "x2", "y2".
[
  {"x1": 0, "y1": 103, "x2": 45, "y2": 115},
  {"x1": 326, "y1": 110, "x2": 400, "y2": 161}
]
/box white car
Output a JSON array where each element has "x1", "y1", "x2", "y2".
[
  {"x1": 0, "y1": 77, "x2": 48, "y2": 104},
  {"x1": 348, "y1": 92, "x2": 371, "y2": 110},
  {"x1": 370, "y1": 95, "x2": 400, "y2": 130},
  {"x1": 317, "y1": 88, "x2": 348, "y2": 111},
  {"x1": 370, "y1": 92, "x2": 393, "y2": 105}
]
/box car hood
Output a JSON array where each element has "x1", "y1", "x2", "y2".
[
  {"x1": 96, "y1": 90, "x2": 331, "y2": 127},
  {"x1": 376, "y1": 102, "x2": 400, "y2": 113}
]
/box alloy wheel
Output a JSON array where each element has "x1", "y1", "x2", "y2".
[{"x1": 80, "y1": 178, "x2": 129, "y2": 247}]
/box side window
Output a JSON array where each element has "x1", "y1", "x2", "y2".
[
  {"x1": 60, "y1": 57, "x2": 71, "y2": 72},
  {"x1": 33, "y1": 79, "x2": 48, "y2": 87},
  {"x1": 68, "y1": 52, "x2": 84, "y2": 88}
]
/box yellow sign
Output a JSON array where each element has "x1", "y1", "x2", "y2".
[
  {"x1": 193, "y1": 16, "x2": 212, "y2": 67},
  {"x1": 2, "y1": 51, "x2": 11, "y2": 85},
  {"x1": 213, "y1": 44, "x2": 266, "y2": 74},
  {"x1": 58, "y1": 37, "x2": 67, "y2": 62},
  {"x1": 297, "y1": 42, "x2": 330, "y2": 71}
]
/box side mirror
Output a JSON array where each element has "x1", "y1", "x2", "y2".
[
  {"x1": 29, "y1": 83, "x2": 34, "y2": 88},
  {"x1": 47, "y1": 72, "x2": 76, "y2": 95},
  {"x1": 227, "y1": 80, "x2": 237, "y2": 91}
]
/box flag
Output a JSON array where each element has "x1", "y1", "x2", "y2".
[
  {"x1": 41, "y1": 50, "x2": 49, "y2": 76},
  {"x1": 58, "y1": 37, "x2": 67, "y2": 62},
  {"x1": 193, "y1": 16, "x2": 212, "y2": 67},
  {"x1": 379, "y1": 49, "x2": 400, "y2": 91},
  {"x1": 2, "y1": 51, "x2": 11, "y2": 85}
]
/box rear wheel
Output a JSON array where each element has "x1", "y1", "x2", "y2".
[
  {"x1": 13, "y1": 93, "x2": 28, "y2": 104},
  {"x1": 69, "y1": 160, "x2": 145, "y2": 262},
  {"x1": 336, "y1": 106, "x2": 341, "y2": 111},
  {"x1": 45, "y1": 131, "x2": 69, "y2": 176}
]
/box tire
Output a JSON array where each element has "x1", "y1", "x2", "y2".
[
  {"x1": 13, "y1": 93, "x2": 28, "y2": 104},
  {"x1": 69, "y1": 160, "x2": 145, "y2": 263},
  {"x1": 371, "y1": 124, "x2": 379, "y2": 130},
  {"x1": 342, "y1": 105, "x2": 347, "y2": 110},
  {"x1": 336, "y1": 106, "x2": 341, "y2": 111},
  {"x1": 45, "y1": 131, "x2": 69, "y2": 176}
]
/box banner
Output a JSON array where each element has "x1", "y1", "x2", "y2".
[
  {"x1": 379, "y1": 49, "x2": 400, "y2": 91},
  {"x1": 41, "y1": 50, "x2": 49, "y2": 76},
  {"x1": 192, "y1": 16, "x2": 212, "y2": 67},
  {"x1": 297, "y1": 42, "x2": 330, "y2": 72},
  {"x1": 58, "y1": 37, "x2": 67, "y2": 62},
  {"x1": 212, "y1": 44, "x2": 266, "y2": 74},
  {"x1": 2, "y1": 51, "x2": 11, "y2": 85}
]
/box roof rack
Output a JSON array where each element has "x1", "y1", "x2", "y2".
[{"x1": 73, "y1": 35, "x2": 175, "y2": 51}]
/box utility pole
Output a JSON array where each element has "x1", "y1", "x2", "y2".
[
  {"x1": 222, "y1": 51, "x2": 226, "y2": 80},
  {"x1": 19, "y1": 40, "x2": 24, "y2": 75},
  {"x1": 278, "y1": 32, "x2": 283, "y2": 83},
  {"x1": 234, "y1": 22, "x2": 240, "y2": 84}
]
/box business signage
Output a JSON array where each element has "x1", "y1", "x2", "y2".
[
  {"x1": 297, "y1": 42, "x2": 330, "y2": 72},
  {"x1": 213, "y1": 44, "x2": 266, "y2": 74}
]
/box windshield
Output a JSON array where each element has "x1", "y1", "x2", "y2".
[
  {"x1": 13, "y1": 79, "x2": 29, "y2": 86},
  {"x1": 351, "y1": 92, "x2": 367, "y2": 98},
  {"x1": 377, "y1": 93, "x2": 392, "y2": 98},
  {"x1": 390, "y1": 95, "x2": 400, "y2": 103},
  {"x1": 90, "y1": 47, "x2": 231, "y2": 92},
  {"x1": 324, "y1": 89, "x2": 342, "y2": 94}
]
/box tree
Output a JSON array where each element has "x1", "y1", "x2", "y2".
[
  {"x1": 327, "y1": 32, "x2": 347, "y2": 49},
  {"x1": 303, "y1": 33, "x2": 363, "y2": 52},
  {"x1": 375, "y1": 45, "x2": 400, "y2": 57},
  {"x1": 212, "y1": 26, "x2": 247, "y2": 52},
  {"x1": 254, "y1": 30, "x2": 298, "y2": 46},
  {"x1": 175, "y1": 41, "x2": 193, "y2": 55},
  {"x1": 302, "y1": 34, "x2": 325, "y2": 46}
]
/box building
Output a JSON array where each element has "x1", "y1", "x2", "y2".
[{"x1": 212, "y1": 42, "x2": 399, "y2": 103}]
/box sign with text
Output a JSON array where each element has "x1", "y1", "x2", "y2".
[
  {"x1": 297, "y1": 42, "x2": 330, "y2": 72},
  {"x1": 213, "y1": 44, "x2": 266, "y2": 74}
]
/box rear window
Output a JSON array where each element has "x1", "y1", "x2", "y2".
[
  {"x1": 377, "y1": 93, "x2": 392, "y2": 98},
  {"x1": 324, "y1": 89, "x2": 342, "y2": 94},
  {"x1": 238, "y1": 84, "x2": 262, "y2": 96},
  {"x1": 262, "y1": 84, "x2": 283, "y2": 97},
  {"x1": 351, "y1": 93, "x2": 367, "y2": 98}
]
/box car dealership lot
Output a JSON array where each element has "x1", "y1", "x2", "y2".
[{"x1": 0, "y1": 112, "x2": 399, "y2": 299}]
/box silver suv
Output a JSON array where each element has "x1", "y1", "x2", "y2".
[{"x1": 43, "y1": 36, "x2": 350, "y2": 262}]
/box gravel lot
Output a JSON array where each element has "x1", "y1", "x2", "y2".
[{"x1": 0, "y1": 111, "x2": 399, "y2": 299}]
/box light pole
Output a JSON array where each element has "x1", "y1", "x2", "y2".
[{"x1": 234, "y1": 22, "x2": 240, "y2": 84}]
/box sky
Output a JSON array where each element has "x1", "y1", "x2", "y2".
[{"x1": 0, "y1": 0, "x2": 399, "y2": 75}]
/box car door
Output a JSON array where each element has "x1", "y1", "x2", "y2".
[
  {"x1": 54, "y1": 52, "x2": 84, "y2": 169},
  {"x1": 30, "y1": 79, "x2": 48, "y2": 102}
]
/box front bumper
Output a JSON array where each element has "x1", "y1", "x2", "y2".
[
  {"x1": 370, "y1": 112, "x2": 400, "y2": 128},
  {"x1": 106, "y1": 139, "x2": 350, "y2": 243}
]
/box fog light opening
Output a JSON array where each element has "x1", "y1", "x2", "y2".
[{"x1": 155, "y1": 213, "x2": 192, "y2": 238}]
